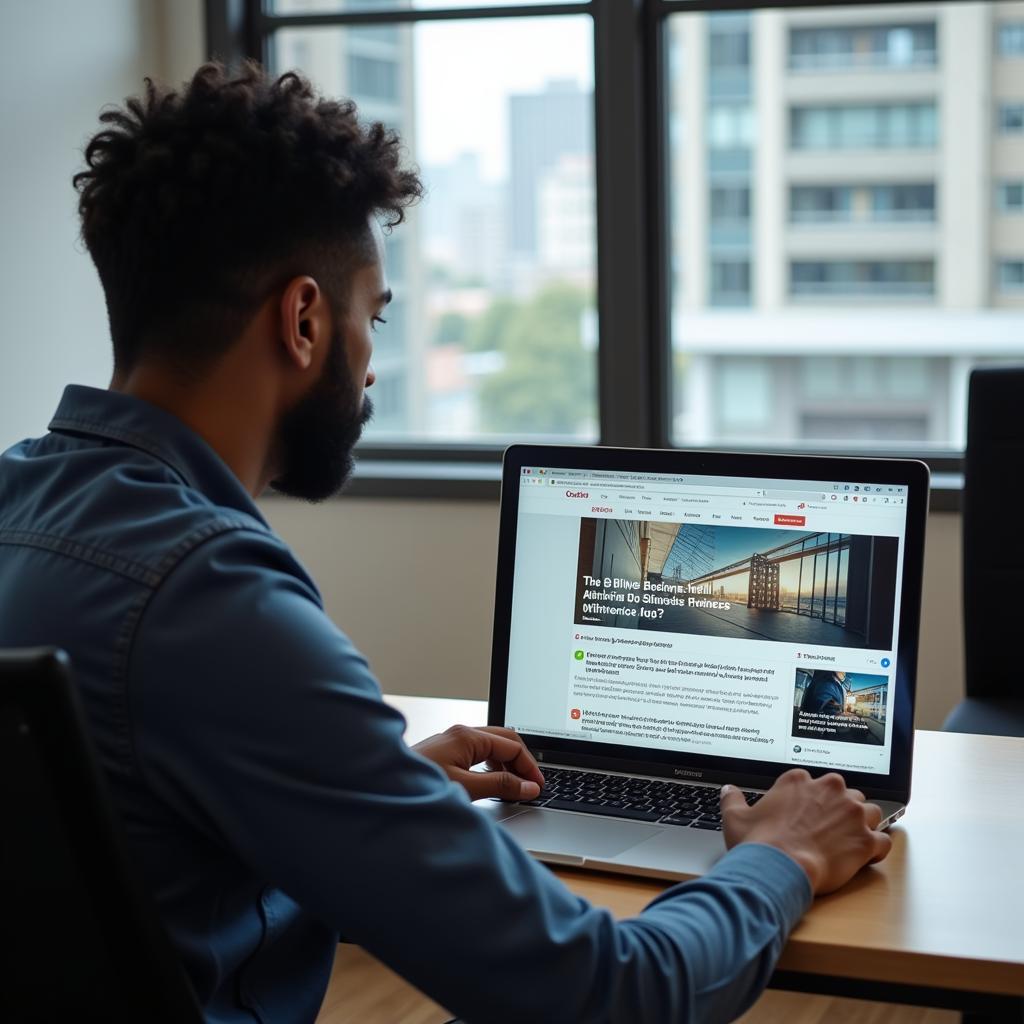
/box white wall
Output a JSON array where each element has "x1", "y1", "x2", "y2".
[
  {"x1": 262, "y1": 498, "x2": 965, "y2": 732},
  {"x1": 0, "y1": 0, "x2": 203, "y2": 451}
]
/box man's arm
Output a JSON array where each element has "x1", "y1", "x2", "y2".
[{"x1": 128, "y1": 528, "x2": 879, "y2": 1024}]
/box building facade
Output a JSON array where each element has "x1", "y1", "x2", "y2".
[{"x1": 671, "y1": 2, "x2": 1024, "y2": 448}]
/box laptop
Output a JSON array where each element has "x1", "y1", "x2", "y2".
[{"x1": 477, "y1": 444, "x2": 929, "y2": 881}]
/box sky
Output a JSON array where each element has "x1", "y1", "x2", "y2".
[{"x1": 413, "y1": 15, "x2": 593, "y2": 180}]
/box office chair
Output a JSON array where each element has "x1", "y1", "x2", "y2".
[
  {"x1": 942, "y1": 367, "x2": 1024, "y2": 737},
  {"x1": 0, "y1": 647, "x2": 203, "y2": 1023}
]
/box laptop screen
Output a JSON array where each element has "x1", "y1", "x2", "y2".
[{"x1": 502, "y1": 464, "x2": 911, "y2": 779}]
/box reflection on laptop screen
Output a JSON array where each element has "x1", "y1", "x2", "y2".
[{"x1": 504, "y1": 466, "x2": 910, "y2": 777}]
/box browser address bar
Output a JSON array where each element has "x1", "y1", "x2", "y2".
[{"x1": 545, "y1": 478, "x2": 765, "y2": 498}]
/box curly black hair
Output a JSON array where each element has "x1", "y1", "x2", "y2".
[{"x1": 74, "y1": 61, "x2": 422, "y2": 372}]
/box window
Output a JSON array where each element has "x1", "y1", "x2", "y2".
[
  {"x1": 790, "y1": 260, "x2": 935, "y2": 298},
  {"x1": 871, "y1": 184, "x2": 936, "y2": 221},
  {"x1": 790, "y1": 186, "x2": 853, "y2": 223},
  {"x1": 708, "y1": 105, "x2": 755, "y2": 149},
  {"x1": 791, "y1": 103, "x2": 938, "y2": 149},
  {"x1": 710, "y1": 185, "x2": 751, "y2": 224},
  {"x1": 269, "y1": 9, "x2": 597, "y2": 442},
  {"x1": 348, "y1": 54, "x2": 398, "y2": 100},
  {"x1": 710, "y1": 259, "x2": 752, "y2": 307},
  {"x1": 998, "y1": 103, "x2": 1024, "y2": 133},
  {"x1": 997, "y1": 181, "x2": 1024, "y2": 211},
  {"x1": 210, "y1": 0, "x2": 1024, "y2": 471},
  {"x1": 998, "y1": 22, "x2": 1024, "y2": 57},
  {"x1": 998, "y1": 260, "x2": 1024, "y2": 290},
  {"x1": 790, "y1": 22, "x2": 936, "y2": 70}
]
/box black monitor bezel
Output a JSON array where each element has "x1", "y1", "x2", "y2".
[{"x1": 488, "y1": 444, "x2": 929, "y2": 805}]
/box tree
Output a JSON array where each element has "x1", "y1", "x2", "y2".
[
  {"x1": 435, "y1": 311, "x2": 469, "y2": 347},
  {"x1": 478, "y1": 283, "x2": 595, "y2": 436}
]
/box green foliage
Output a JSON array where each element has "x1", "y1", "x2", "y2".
[
  {"x1": 435, "y1": 311, "x2": 469, "y2": 347},
  {"x1": 466, "y1": 298, "x2": 518, "y2": 354},
  {"x1": 477, "y1": 283, "x2": 595, "y2": 436}
]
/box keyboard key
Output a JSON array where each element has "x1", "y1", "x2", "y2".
[
  {"x1": 543, "y1": 799, "x2": 662, "y2": 822},
  {"x1": 692, "y1": 820, "x2": 722, "y2": 831},
  {"x1": 663, "y1": 816, "x2": 695, "y2": 826}
]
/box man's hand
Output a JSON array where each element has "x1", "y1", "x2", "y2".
[
  {"x1": 720, "y1": 769, "x2": 892, "y2": 895},
  {"x1": 413, "y1": 724, "x2": 545, "y2": 802}
]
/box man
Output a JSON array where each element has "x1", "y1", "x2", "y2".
[
  {"x1": 0, "y1": 63, "x2": 890, "y2": 1023},
  {"x1": 803, "y1": 670, "x2": 851, "y2": 715}
]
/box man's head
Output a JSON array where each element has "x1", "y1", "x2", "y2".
[{"x1": 73, "y1": 62, "x2": 421, "y2": 499}]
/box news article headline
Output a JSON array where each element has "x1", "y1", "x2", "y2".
[{"x1": 580, "y1": 575, "x2": 731, "y2": 621}]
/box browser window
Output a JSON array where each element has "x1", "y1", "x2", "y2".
[{"x1": 504, "y1": 466, "x2": 909, "y2": 776}]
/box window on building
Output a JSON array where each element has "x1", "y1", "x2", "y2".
[
  {"x1": 997, "y1": 181, "x2": 1024, "y2": 212},
  {"x1": 709, "y1": 27, "x2": 751, "y2": 69},
  {"x1": 710, "y1": 259, "x2": 751, "y2": 306},
  {"x1": 710, "y1": 185, "x2": 751, "y2": 223},
  {"x1": 871, "y1": 184, "x2": 936, "y2": 221},
  {"x1": 790, "y1": 186, "x2": 853, "y2": 223},
  {"x1": 790, "y1": 260, "x2": 935, "y2": 298},
  {"x1": 790, "y1": 22, "x2": 937, "y2": 70},
  {"x1": 998, "y1": 260, "x2": 1024, "y2": 290},
  {"x1": 348, "y1": 54, "x2": 398, "y2": 100},
  {"x1": 791, "y1": 103, "x2": 938, "y2": 149},
  {"x1": 708, "y1": 104, "x2": 755, "y2": 149},
  {"x1": 998, "y1": 22, "x2": 1024, "y2": 57},
  {"x1": 998, "y1": 103, "x2": 1024, "y2": 133}
]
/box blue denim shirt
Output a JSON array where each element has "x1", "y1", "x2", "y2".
[{"x1": 0, "y1": 385, "x2": 811, "y2": 1024}]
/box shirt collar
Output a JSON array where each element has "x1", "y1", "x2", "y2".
[{"x1": 49, "y1": 384, "x2": 269, "y2": 526}]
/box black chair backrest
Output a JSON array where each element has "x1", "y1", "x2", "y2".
[
  {"x1": 962, "y1": 367, "x2": 1024, "y2": 700},
  {"x1": 0, "y1": 648, "x2": 202, "y2": 1023}
]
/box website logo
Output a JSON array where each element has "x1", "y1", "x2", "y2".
[{"x1": 565, "y1": 490, "x2": 590, "y2": 499}]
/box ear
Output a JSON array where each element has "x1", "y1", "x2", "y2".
[{"x1": 278, "y1": 276, "x2": 328, "y2": 372}]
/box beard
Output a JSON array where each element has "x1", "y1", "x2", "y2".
[{"x1": 270, "y1": 331, "x2": 373, "y2": 502}]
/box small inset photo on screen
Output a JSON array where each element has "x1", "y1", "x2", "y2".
[{"x1": 792, "y1": 669, "x2": 888, "y2": 746}]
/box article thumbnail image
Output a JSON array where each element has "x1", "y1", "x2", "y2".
[
  {"x1": 573, "y1": 518, "x2": 898, "y2": 650},
  {"x1": 792, "y1": 669, "x2": 888, "y2": 745}
]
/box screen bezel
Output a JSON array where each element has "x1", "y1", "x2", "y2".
[{"x1": 488, "y1": 443, "x2": 930, "y2": 804}]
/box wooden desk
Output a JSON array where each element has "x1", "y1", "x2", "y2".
[{"x1": 387, "y1": 694, "x2": 1024, "y2": 1016}]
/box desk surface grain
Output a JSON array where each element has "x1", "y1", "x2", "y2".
[{"x1": 386, "y1": 694, "x2": 1024, "y2": 996}]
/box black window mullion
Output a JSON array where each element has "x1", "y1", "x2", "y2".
[
  {"x1": 257, "y1": 3, "x2": 591, "y2": 30},
  {"x1": 592, "y1": 0, "x2": 659, "y2": 448}
]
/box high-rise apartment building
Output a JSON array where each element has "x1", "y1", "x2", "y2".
[{"x1": 671, "y1": 2, "x2": 1024, "y2": 447}]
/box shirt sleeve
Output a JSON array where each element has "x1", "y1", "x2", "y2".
[{"x1": 129, "y1": 527, "x2": 812, "y2": 1024}]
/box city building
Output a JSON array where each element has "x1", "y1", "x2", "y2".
[
  {"x1": 671, "y1": 2, "x2": 1024, "y2": 448},
  {"x1": 508, "y1": 80, "x2": 592, "y2": 263}
]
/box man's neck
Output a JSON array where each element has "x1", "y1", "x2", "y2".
[{"x1": 111, "y1": 363, "x2": 277, "y2": 497}]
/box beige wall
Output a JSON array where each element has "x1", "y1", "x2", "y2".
[
  {"x1": 0, "y1": 0, "x2": 204, "y2": 452},
  {"x1": 262, "y1": 498, "x2": 965, "y2": 732}
]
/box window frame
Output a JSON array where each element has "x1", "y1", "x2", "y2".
[{"x1": 205, "y1": 0, "x2": 971, "y2": 508}]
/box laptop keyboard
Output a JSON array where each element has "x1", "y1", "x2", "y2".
[{"x1": 512, "y1": 767, "x2": 763, "y2": 830}]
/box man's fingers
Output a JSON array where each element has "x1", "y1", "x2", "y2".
[
  {"x1": 475, "y1": 725, "x2": 545, "y2": 787},
  {"x1": 455, "y1": 767, "x2": 539, "y2": 802},
  {"x1": 719, "y1": 783, "x2": 748, "y2": 816},
  {"x1": 867, "y1": 828, "x2": 893, "y2": 864},
  {"x1": 443, "y1": 724, "x2": 520, "y2": 768},
  {"x1": 863, "y1": 801, "x2": 883, "y2": 830}
]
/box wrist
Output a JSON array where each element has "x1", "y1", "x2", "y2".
[{"x1": 744, "y1": 834, "x2": 821, "y2": 892}]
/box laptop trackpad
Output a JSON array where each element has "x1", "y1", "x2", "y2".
[{"x1": 500, "y1": 808, "x2": 661, "y2": 859}]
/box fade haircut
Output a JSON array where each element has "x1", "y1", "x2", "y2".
[{"x1": 74, "y1": 61, "x2": 421, "y2": 373}]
